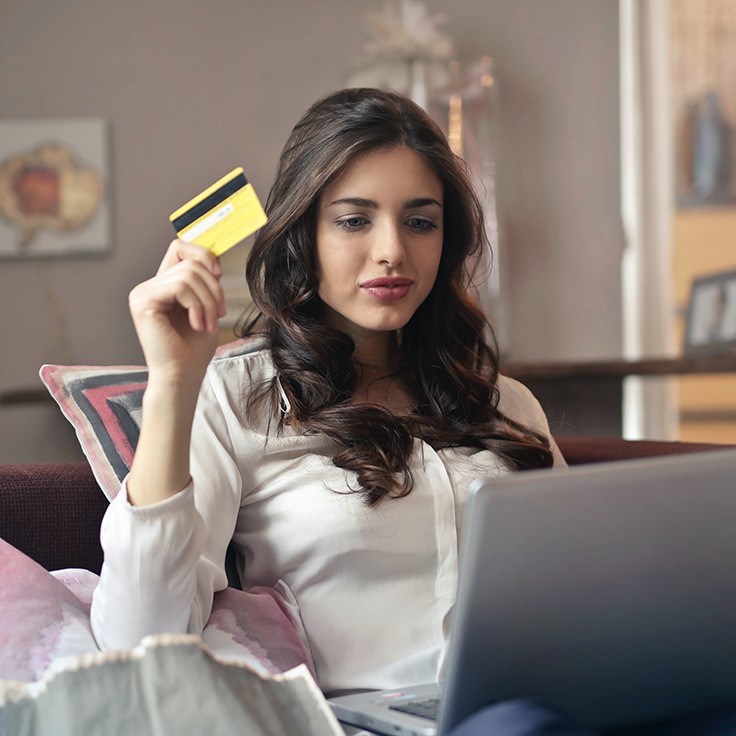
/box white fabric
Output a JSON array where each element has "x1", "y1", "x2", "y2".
[{"x1": 91, "y1": 347, "x2": 565, "y2": 694}]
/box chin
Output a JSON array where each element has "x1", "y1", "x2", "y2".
[
  {"x1": 323, "y1": 301, "x2": 419, "y2": 338},
  {"x1": 363, "y1": 313, "x2": 415, "y2": 333}
]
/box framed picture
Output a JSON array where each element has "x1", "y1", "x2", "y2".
[
  {"x1": 684, "y1": 269, "x2": 736, "y2": 355},
  {"x1": 0, "y1": 118, "x2": 111, "y2": 259}
]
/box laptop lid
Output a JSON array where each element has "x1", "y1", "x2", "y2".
[{"x1": 438, "y1": 448, "x2": 736, "y2": 733}]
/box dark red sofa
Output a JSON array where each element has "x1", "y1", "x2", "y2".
[{"x1": 0, "y1": 437, "x2": 731, "y2": 575}]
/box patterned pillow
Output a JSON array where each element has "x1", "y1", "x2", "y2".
[
  {"x1": 39, "y1": 336, "x2": 264, "y2": 500},
  {"x1": 39, "y1": 364, "x2": 147, "y2": 500},
  {"x1": 0, "y1": 538, "x2": 315, "y2": 683}
]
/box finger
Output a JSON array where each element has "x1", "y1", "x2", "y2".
[
  {"x1": 132, "y1": 260, "x2": 225, "y2": 335},
  {"x1": 183, "y1": 294, "x2": 207, "y2": 334},
  {"x1": 157, "y1": 239, "x2": 222, "y2": 279},
  {"x1": 168, "y1": 260, "x2": 226, "y2": 334},
  {"x1": 161, "y1": 279, "x2": 212, "y2": 334}
]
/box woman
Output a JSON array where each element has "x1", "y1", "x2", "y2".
[{"x1": 91, "y1": 87, "x2": 565, "y2": 695}]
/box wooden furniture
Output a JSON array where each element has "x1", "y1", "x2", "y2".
[
  {"x1": 5, "y1": 350, "x2": 736, "y2": 443},
  {"x1": 504, "y1": 351, "x2": 736, "y2": 437}
]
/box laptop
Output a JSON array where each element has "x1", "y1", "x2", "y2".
[{"x1": 329, "y1": 448, "x2": 736, "y2": 735}]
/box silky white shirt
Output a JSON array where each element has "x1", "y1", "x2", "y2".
[{"x1": 91, "y1": 345, "x2": 565, "y2": 693}]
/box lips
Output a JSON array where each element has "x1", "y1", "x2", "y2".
[{"x1": 361, "y1": 277, "x2": 413, "y2": 302}]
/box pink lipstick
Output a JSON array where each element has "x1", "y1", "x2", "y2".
[{"x1": 361, "y1": 277, "x2": 413, "y2": 302}]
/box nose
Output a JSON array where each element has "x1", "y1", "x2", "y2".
[{"x1": 372, "y1": 221, "x2": 407, "y2": 267}]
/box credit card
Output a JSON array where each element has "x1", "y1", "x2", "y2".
[{"x1": 169, "y1": 167, "x2": 267, "y2": 256}]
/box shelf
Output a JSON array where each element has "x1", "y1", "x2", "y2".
[{"x1": 504, "y1": 352, "x2": 736, "y2": 381}]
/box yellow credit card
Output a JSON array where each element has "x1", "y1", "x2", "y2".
[{"x1": 169, "y1": 167, "x2": 267, "y2": 256}]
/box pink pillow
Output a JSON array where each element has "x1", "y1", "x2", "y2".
[
  {"x1": 1, "y1": 539, "x2": 315, "y2": 683},
  {"x1": 203, "y1": 583, "x2": 315, "y2": 678},
  {"x1": 0, "y1": 538, "x2": 97, "y2": 682}
]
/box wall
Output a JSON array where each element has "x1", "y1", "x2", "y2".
[
  {"x1": 453, "y1": 1, "x2": 623, "y2": 363},
  {"x1": 0, "y1": 0, "x2": 622, "y2": 462}
]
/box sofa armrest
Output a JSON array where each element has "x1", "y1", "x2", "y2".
[
  {"x1": 555, "y1": 435, "x2": 732, "y2": 466},
  {"x1": 0, "y1": 462, "x2": 107, "y2": 574}
]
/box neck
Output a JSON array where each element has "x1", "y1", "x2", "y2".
[
  {"x1": 351, "y1": 331, "x2": 400, "y2": 378},
  {"x1": 350, "y1": 332, "x2": 414, "y2": 414}
]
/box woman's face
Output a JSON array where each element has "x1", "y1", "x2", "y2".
[{"x1": 315, "y1": 146, "x2": 444, "y2": 347}]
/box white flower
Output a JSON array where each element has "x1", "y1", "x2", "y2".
[{"x1": 360, "y1": 0, "x2": 454, "y2": 61}]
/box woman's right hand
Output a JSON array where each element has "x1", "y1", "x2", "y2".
[{"x1": 128, "y1": 239, "x2": 226, "y2": 385}]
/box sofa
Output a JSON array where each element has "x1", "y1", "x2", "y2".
[
  {"x1": 2, "y1": 435, "x2": 735, "y2": 732},
  {"x1": 0, "y1": 435, "x2": 732, "y2": 576}
]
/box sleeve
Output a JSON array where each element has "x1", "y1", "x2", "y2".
[
  {"x1": 90, "y1": 368, "x2": 243, "y2": 651},
  {"x1": 496, "y1": 374, "x2": 567, "y2": 468}
]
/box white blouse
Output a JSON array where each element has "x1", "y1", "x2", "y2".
[{"x1": 91, "y1": 345, "x2": 565, "y2": 694}]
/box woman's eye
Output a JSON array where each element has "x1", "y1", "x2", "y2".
[
  {"x1": 407, "y1": 217, "x2": 437, "y2": 233},
  {"x1": 337, "y1": 216, "x2": 368, "y2": 231}
]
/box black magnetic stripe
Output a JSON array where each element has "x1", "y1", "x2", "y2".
[{"x1": 171, "y1": 172, "x2": 248, "y2": 232}]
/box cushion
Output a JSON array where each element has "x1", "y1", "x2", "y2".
[
  {"x1": 39, "y1": 364, "x2": 146, "y2": 500},
  {"x1": 0, "y1": 539, "x2": 315, "y2": 684},
  {"x1": 39, "y1": 336, "x2": 262, "y2": 500},
  {"x1": 0, "y1": 538, "x2": 98, "y2": 683}
]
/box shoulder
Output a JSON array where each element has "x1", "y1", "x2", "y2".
[
  {"x1": 496, "y1": 374, "x2": 545, "y2": 426},
  {"x1": 201, "y1": 335, "x2": 276, "y2": 412},
  {"x1": 496, "y1": 374, "x2": 567, "y2": 467},
  {"x1": 213, "y1": 334, "x2": 271, "y2": 362},
  {"x1": 208, "y1": 335, "x2": 275, "y2": 383},
  {"x1": 198, "y1": 335, "x2": 278, "y2": 435}
]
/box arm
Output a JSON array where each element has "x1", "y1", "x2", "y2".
[
  {"x1": 91, "y1": 370, "x2": 243, "y2": 649},
  {"x1": 91, "y1": 240, "x2": 236, "y2": 649},
  {"x1": 126, "y1": 240, "x2": 226, "y2": 505}
]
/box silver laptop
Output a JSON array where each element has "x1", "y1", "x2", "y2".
[{"x1": 329, "y1": 448, "x2": 736, "y2": 735}]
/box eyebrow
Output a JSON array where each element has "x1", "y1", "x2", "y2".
[{"x1": 327, "y1": 197, "x2": 442, "y2": 209}]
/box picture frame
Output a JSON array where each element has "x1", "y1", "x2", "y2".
[
  {"x1": 684, "y1": 268, "x2": 736, "y2": 355},
  {"x1": 0, "y1": 118, "x2": 111, "y2": 259}
]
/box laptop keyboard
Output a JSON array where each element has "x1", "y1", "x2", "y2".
[{"x1": 389, "y1": 697, "x2": 440, "y2": 721}]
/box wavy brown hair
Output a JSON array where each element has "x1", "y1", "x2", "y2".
[{"x1": 242, "y1": 88, "x2": 553, "y2": 504}]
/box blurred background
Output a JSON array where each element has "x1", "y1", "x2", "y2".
[{"x1": 1, "y1": 0, "x2": 734, "y2": 462}]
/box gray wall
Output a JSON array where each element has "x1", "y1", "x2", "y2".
[{"x1": 0, "y1": 0, "x2": 622, "y2": 462}]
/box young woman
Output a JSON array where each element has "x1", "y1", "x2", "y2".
[{"x1": 90, "y1": 88, "x2": 565, "y2": 696}]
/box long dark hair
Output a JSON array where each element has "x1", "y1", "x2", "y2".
[{"x1": 242, "y1": 87, "x2": 552, "y2": 504}]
